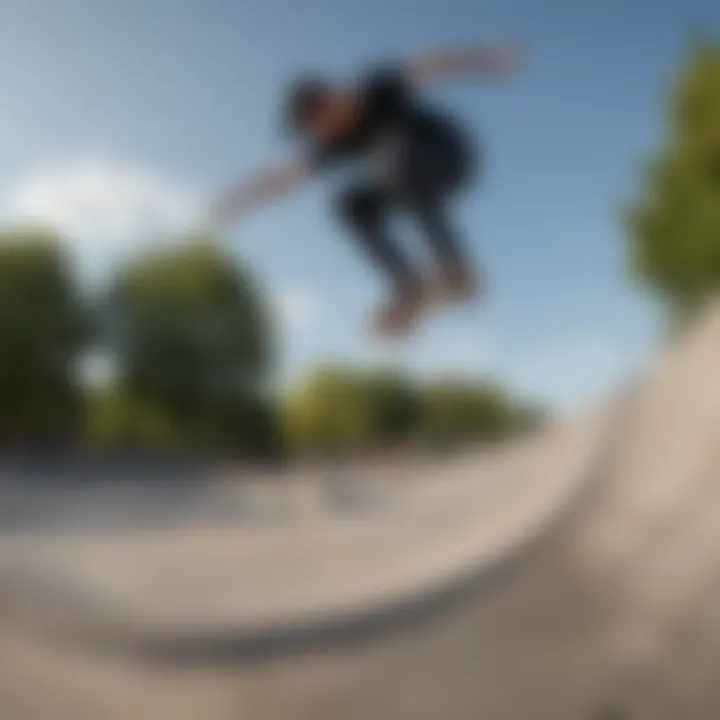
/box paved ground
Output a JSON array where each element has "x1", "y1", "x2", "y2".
[
  {"x1": 0, "y1": 402, "x2": 606, "y2": 644},
  {"x1": 1, "y1": 305, "x2": 720, "y2": 720}
]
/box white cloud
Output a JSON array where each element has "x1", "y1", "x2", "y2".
[
  {"x1": 4, "y1": 156, "x2": 203, "y2": 272},
  {"x1": 272, "y1": 288, "x2": 320, "y2": 332}
]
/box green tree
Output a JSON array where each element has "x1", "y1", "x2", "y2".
[
  {"x1": 419, "y1": 378, "x2": 541, "y2": 449},
  {"x1": 86, "y1": 383, "x2": 283, "y2": 459},
  {"x1": 420, "y1": 380, "x2": 501, "y2": 448},
  {"x1": 626, "y1": 38, "x2": 720, "y2": 324},
  {"x1": 0, "y1": 230, "x2": 87, "y2": 446},
  {"x1": 281, "y1": 364, "x2": 374, "y2": 457},
  {"x1": 104, "y1": 238, "x2": 274, "y2": 453},
  {"x1": 358, "y1": 368, "x2": 421, "y2": 445},
  {"x1": 281, "y1": 365, "x2": 420, "y2": 457},
  {"x1": 281, "y1": 364, "x2": 545, "y2": 458}
]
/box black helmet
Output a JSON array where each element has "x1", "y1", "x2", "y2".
[{"x1": 282, "y1": 74, "x2": 332, "y2": 135}]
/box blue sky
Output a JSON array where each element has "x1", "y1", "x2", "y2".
[{"x1": 0, "y1": 0, "x2": 718, "y2": 409}]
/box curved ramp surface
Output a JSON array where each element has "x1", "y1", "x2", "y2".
[
  {"x1": 0, "y1": 396, "x2": 612, "y2": 650},
  {"x1": 2, "y1": 304, "x2": 720, "y2": 719}
]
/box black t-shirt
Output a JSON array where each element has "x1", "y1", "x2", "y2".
[{"x1": 308, "y1": 65, "x2": 440, "y2": 171}]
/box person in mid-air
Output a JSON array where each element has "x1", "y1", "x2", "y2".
[{"x1": 211, "y1": 43, "x2": 521, "y2": 338}]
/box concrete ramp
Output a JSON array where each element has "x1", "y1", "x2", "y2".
[
  {"x1": 2, "y1": 303, "x2": 720, "y2": 719},
  {"x1": 0, "y1": 395, "x2": 616, "y2": 654}
]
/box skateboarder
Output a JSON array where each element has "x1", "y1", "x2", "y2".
[{"x1": 211, "y1": 43, "x2": 520, "y2": 337}]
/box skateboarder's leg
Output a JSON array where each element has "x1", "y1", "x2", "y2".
[
  {"x1": 407, "y1": 194, "x2": 465, "y2": 273},
  {"x1": 406, "y1": 194, "x2": 479, "y2": 302},
  {"x1": 394, "y1": 137, "x2": 480, "y2": 303},
  {"x1": 334, "y1": 183, "x2": 425, "y2": 336},
  {"x1": 334, "y1": 183, "x2": 416, "y2": 287}
]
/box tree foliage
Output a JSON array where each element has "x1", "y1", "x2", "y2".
[
  {"x1": 103, "y1": 238, "x2": 275, "y2": 453},
  {"x1": 0, "y1": 230, "x2": 87, "y2": 445},
  {"x1": 281, "y1": 364, "x2": 379, "y2": 456},
  {"x1": 418, "y1": 378, "x2": 537, "y2": 448},
  {"x1": 281, "y1": 364, "x2": 542, "y2": 457},
  {"x1": 626, "y1": 39, "x2": 720, "y2": 323},
  {"x1": 0, "y1": 229, "x2": 545, "y2": 461}
]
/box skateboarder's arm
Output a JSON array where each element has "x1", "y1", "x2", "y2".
[
  {"x1": 404, "y1": 43, "x2": 521, "y2": 87},
  {"x1": 208, "y1": 158, "x2": 310, "y2": 229}
]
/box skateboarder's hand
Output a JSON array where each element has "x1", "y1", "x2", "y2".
[
  {"x1": 485, "y1": 43, "x2": 522, "y2": 76},
  {"x1": 208, "y1": 159, "x2": 309, "y2": 231}
]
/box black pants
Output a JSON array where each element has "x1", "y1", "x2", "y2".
[{"x1": 334, "y1": 126, "x2": 476, "y2": 289}]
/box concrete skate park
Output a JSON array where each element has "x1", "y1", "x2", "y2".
[{"x1": 2, "y1": 305, "x2": 720, "y2": 720}]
